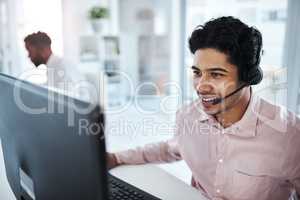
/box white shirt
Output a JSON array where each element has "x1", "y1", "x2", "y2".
[
  {"x1": 46, "y1": 54, "x2": 83, "y2": 91},
  {"x1": 45, "y1": 54, "x2": 94, "y2": 102}
]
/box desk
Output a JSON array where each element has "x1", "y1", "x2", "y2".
[
  {"x1": 110, "y1": 164, "x2": 208, "y2": 200},
  {"x1": 1, "y1": 139, "x2": 207, "y2": 200}
]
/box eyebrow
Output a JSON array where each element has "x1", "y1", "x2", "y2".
[{"x1": 191, "y1": 66, "x2": 229, "y2": 73}]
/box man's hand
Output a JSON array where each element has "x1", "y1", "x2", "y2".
[{"x1": 106, "y1": 152, "x2": 120, "y2": 170}]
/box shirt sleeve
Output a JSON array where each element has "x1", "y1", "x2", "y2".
[{"x1": 114, "y1": 111, "x2": 183, "y2": 165}]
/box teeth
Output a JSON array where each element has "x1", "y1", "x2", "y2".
[{"x1": 202, "y1": 97, "x2": 217, "y2": 102}]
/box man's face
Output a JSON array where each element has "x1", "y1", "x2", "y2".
[
  {"x1": 25, "y1": 43, "x2": 45, "y2": 67},
  {"x1": 192, "y1": 48, "x2": 244, "y2": 115}
]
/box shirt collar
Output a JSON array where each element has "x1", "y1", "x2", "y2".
[
  {"x1": 197, "y1": 88, "x2": 261, "y2": 138},
  {"x1": 231, "y1": 91, "x2": 261, "y2": 138}
]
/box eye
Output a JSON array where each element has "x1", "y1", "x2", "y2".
[
  {"x1": 211, "y1": 72, "x2": 224, "y2": 78},
  {"x1": 193, "y1": 70, "x2": 201, "y2": 77}
]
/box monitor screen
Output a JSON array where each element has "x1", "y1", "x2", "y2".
[{"x1": 0, "y1": 73, "x2": 108, "y2": 200}]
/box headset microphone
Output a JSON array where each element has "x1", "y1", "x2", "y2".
[{"x1": 211, "y1": 84, "x2": 246, "y2": 105}]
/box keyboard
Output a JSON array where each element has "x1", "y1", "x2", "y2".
[{"x1": 108, "y1": 173, "x2": 161, "y2": 200}]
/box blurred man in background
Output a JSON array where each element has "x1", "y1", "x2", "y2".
[{"x1": 24, "y1": 31, "x2": 85, "y2": 94}]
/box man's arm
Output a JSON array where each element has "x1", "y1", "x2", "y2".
[
  {"x1": 107, "y1": 110, "x2": 184, "y2": 169},
  {"x1": 113, "y1": 137, "x2": 182, "y2": 166}
]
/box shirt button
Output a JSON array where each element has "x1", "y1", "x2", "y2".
[
  {"x1": 216, "y1": 189, "x2": 221, "y2": 193},
  {"x1": 218, "y1": 159, "x2": 223, "y2": 163}
]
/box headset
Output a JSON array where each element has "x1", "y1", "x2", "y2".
[{"x1": 211, "y1": 66, "x2": 263, "y2": 105}]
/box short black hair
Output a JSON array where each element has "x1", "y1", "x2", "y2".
[
  {"x1": 24, "y1": 31, "x2": 51, "y2": 48},
  {"x1": 189, "y1": 16, "x2": 263, "y2": 84}
]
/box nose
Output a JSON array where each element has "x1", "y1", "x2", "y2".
[{"x1": 194, "y1": 75, "x2": 213, "y2": 94}]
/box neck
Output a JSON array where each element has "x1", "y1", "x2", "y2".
[{"x1": 215, "y1": 87, "x2": 251, "y2": 128}]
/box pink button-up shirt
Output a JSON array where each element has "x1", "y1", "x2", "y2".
[{"x1": 115, "y1": 93, "x2": 300, "y2": 200}]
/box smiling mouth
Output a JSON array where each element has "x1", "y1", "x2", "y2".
[{"x1": 201, "y1": 97, "x2": 218, "y2": 103}]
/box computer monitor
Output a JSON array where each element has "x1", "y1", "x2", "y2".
[{"x1": 0, "y1": 73, "x2": 108, "y2": 200}]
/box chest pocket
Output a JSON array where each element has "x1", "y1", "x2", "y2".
[{"x1": 230, "y1": 170, "x2": 279, "y2": 200}]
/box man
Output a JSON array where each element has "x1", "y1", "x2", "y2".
[
  {"x1": 24, "y1": 31, "x2": 84, "y2": 94},
  {"x1": 107, "y1": 16, "x2": 300, "y2": 200}
]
